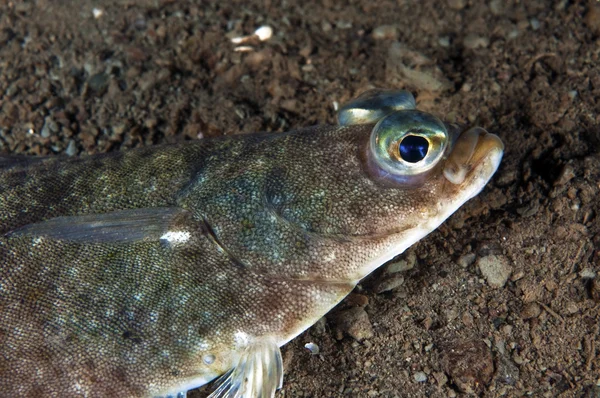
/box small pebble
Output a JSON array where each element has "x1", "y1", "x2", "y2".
[
  {"x1": 463, "y1": 34, "x2": 490, "y2": 49},
  {"x1": 345, "y1": 293, "x2": 369, "y2": 307},
  {"x1": 421, "y1": 316, "x2": 433, "y2": 331},
  {"x1": 581, "y1": 268, "x2": 597, "y2": 279},
  {"x1": 457, "y1": 253, "x2": 476, "y2": 268},
  {"x1": 438, "y1": 36, "x2": 451, "y2": 47},
  {"x1": 511, "y1": 270, "x2": 525, "y2": 281},
  {"x1": 414, "y1": 371, "x2": 428, "y2": 382},
  {"x1": 520, "y1": 302, "x2": 541, "y2": 319},
  {"x1": 88, "y1": 72, "x2": 109, "y2": 95},
  {"x1": 335, "y1": 20, "x2": 352, "y2": 29},
  {"x1": 304, "y1": 342, "x2": 320, "y2": 355},
  {"x1": 65, "y1": 140, "x2": 78, "y2": 156},
  {"x1": 568, "y1": 90, "x2": 578, "y2": 100},
  {"x1": 507, "y1": 28, "x2": 520, "y2": 40},
  {"x1": 134, "y1": 14, "x2": 147, "y2": 30},
  {"x1": 494, "y1": 354, "x2": 520, "y2": 386},
  {"x1": 584, "y1": 5, "x2": 600, "y2": 35},
  {"x1": 386, "y1": 42, "x2": 452, "y2": 92},
  {"x1": 374, "y1": 274, "x2": 404, "y2": 293},
  {"x1": 385, "y1": 252, "x2": 416, "y2": 274},
  {"x1": 440, "y1": 339, "x2": 494, "y2": 394},
  {"x1": 477, "y1": 255, "x2": 512, "y2": 288},
  {"x1": 553, "y1": 164, "x2": 575, "y2": 186},
  {"x1": 330, "y1": 307, "x2": 374, "y2": 341},
  {"x1": 245, "y1": 49, "x2": 271, "y2": 69},
  {"x1": 447, "y1": 0, "x2": 466, "y2": 10},
  {"x1": 41, "y1": 116, "x2": 58, "y2": 138},
  {"x1": 565, "y1": 301, "x2": 579, "y2": 314},
  {"x1": 40, "y1": 125, "x2": 51, "y2": 138},
  {"x1": 372, "y1": 25, "x2": 398, "y2": 40},
  {"x1": 433, "y1": 371, "x2": 448, "y2": 386}
]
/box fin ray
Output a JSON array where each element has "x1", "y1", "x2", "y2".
[
  {"x1": 7, "y1": 207, "x2": 188, "y2": 243},
  {"x1": 155, "y1": 392, "x2": 187, "y2": 398},
  {"x1": 208, "y1": 339, "x2": 283, "y2": 398},
  {"x1": 0, "y1": 154, "x2": 51, "y2": 170}
]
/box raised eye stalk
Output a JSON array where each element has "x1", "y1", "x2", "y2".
[{"x1": 337, "y1": 89, "x2": 416, "y2": 126}]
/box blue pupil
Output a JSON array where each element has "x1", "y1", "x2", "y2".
[{"x1": 399, "y1": 135, "x2": 429, "y2": 163}]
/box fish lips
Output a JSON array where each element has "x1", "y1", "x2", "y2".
[{"x1": 442, "y1": 124, "x2": 504, "y2": 200}]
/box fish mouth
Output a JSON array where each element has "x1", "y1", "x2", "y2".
[{"x1": 442, "y1": 126, "x2": 504, "y2": 190}]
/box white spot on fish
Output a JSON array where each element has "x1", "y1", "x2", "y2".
[
  {"x1": 234, "y1": 331, "x2": 250, "y2": 348},
  {"x1": 323, "y1": 251, "x2": 336, "y2": 263},
  {"x1": 196, "y1": 339, "x2": 210, "y2": 351},
  {"x1": 215, "y1": 272, "x2": 227, "y2": 280},
  {"x1": 160, "y1": 231, "x2": 191, "y2": 246},
  {"x1": 203, "y1": 354, "x2": 216, "y2": 365},
  {"x1": 73, "y1": 381, "x2": 84, "y2": 393}
]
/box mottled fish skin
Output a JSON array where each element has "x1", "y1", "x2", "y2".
[{"x1": 0, "y1": 91, "x2": 503, "y2": 397}]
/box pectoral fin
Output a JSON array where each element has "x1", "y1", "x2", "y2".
[
  {"x1": 155, "y1": 392, "x2": 187, "y2": 398},
  {"x1": 0, "y1": 154, "x2": 50, "y2": 170},
  {"x1": 209, "y1": 339, "x2": 283, "y2": 398},
  {"x1": 7, "y1": 207, "x2": 190, "y2": 243}
]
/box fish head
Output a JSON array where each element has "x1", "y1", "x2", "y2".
[
  {"x1": 186, "y1": 90, "x2": 504, "y2": 283},
  {"x1": 170, "y1": 91, "x2": 505, "y2": 395},
  {"x1": 343, "y1": 108, "x2": 504, "y2": 279}
]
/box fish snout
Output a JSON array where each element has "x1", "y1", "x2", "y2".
[{"x1": 443, "y1": 127, "x2": 504, "y2": 189}]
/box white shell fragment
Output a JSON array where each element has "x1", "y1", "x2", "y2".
[
  {"x1": 304, "y1": 342, "x2": 320, "y2": 355},
  {"x1": 231, "y1": 25, "x2": 274, "y2": 44},
  {"x1": 255, "y1": 26, "x2": 273, "y2": 41},
  {"x1": 233, "y1": 46, "x2": 254, "y2": 53},
  {"x1": 92, "y1": 8, "x2": 103, "y2": 19}
]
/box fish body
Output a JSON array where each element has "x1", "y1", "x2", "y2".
[{"x1": 0, "y1": 90, "x2": 503, "y2": 397}]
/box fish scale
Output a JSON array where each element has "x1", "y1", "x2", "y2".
[{"x1": 0, "y1": 90, "x2": 503, "y2": 397}]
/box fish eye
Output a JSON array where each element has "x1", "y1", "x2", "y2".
[
  {"x1": 398, "y1": 135, "x2": 429, "y2": 163},
  {"x1": 369, "y1": 110, "x2": 449, "y2": 180}
]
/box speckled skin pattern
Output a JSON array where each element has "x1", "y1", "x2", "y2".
[{"x1": 0, "y1": 124, "x2": 482, "y2": 397}]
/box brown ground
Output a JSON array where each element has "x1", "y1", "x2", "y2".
[{"x1": 1, "y1": 0, "x2": 599, "y2": 397}]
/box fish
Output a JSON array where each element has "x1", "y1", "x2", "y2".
[{"x1": 0, "y1": 89, "x2": 503, "y2": 397}]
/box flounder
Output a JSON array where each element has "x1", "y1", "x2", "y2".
[{"x1": 0, "y1": 90, "x2": 503, "y2": 397}]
